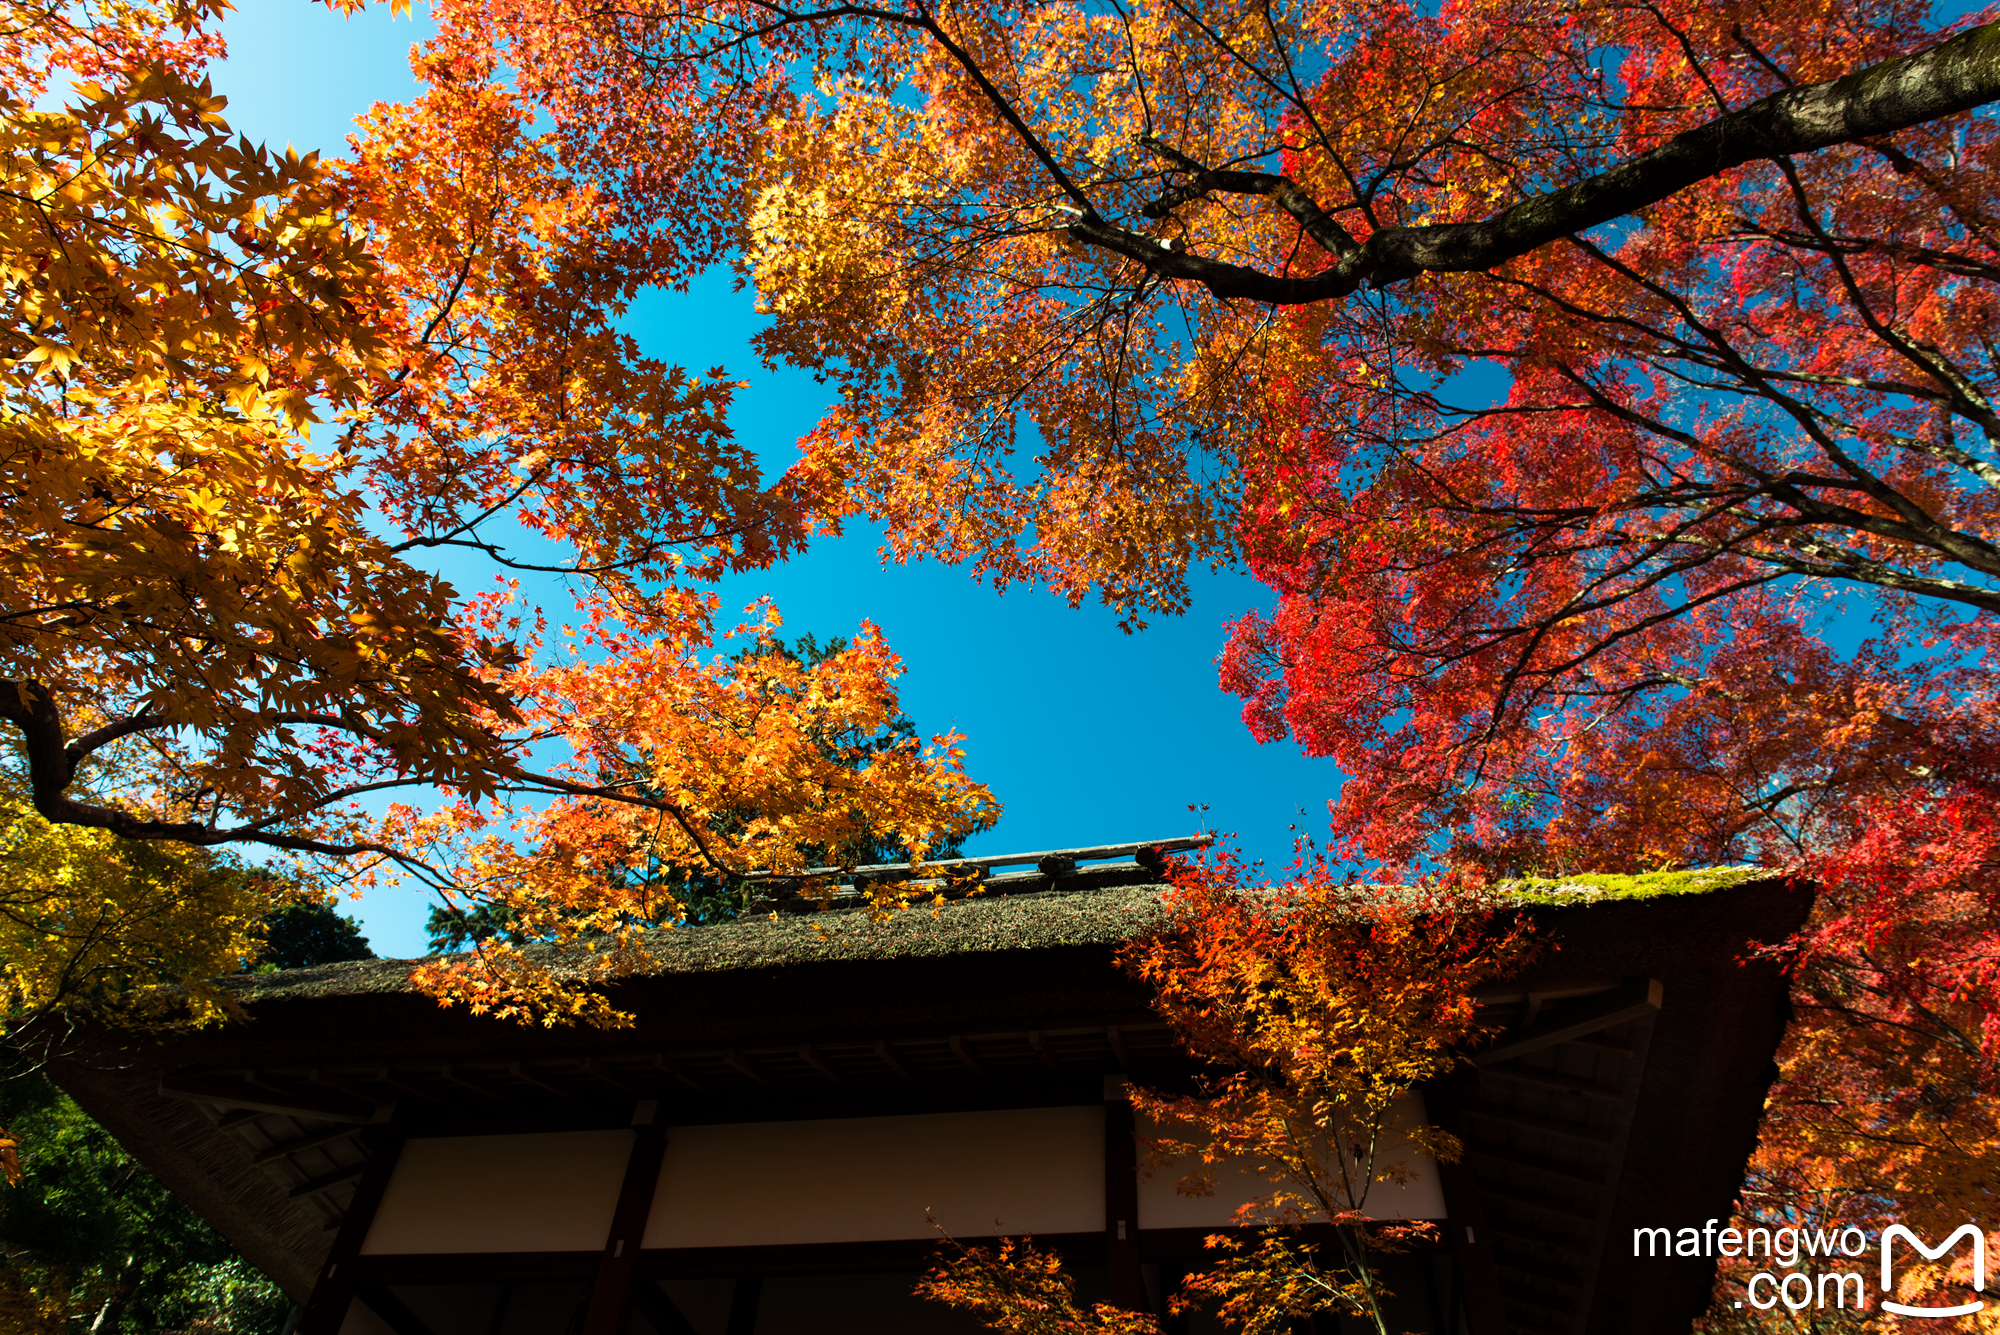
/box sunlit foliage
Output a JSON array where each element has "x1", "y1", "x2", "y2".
[
  {"x1": 921, "y1": 848, "x2": 1532, "y2": 1335},
  {"x1": 1, "y1": 0, "x2": 998, "y2": 1020},
  {"x1": 0, "y1": 791, "x2": 278, "y2": 1042}
]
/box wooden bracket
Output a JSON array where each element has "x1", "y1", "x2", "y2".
[
  {"x1": 296, "y1": 1122, "x2": 407, "y2": 1335},
  {"x1": 580, "y1": 1125, "x2": 670, "y2": 1335},
  {"x1": 1471, "y1": 978, "x2": 1663, "y2": 1067}
]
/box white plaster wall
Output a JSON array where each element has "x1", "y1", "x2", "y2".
[
  {"x1": 1136, "y1": 1091, "x2": 1446, "y2": 1228},
  {"x1": 360, "y1": 1129, "x2": 633, "y2": 1254},
  {"x1": 643, "y1": 1106, "x2": 1105, "y2": 1248}
]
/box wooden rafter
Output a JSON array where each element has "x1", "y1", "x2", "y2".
[
  {"x1": 254, "y1": 1125, "x2": 361, "y2": 1166},
  {"x1": 1472, "y1": 979, "x2": 1663, "y2": 1067},
  {"x1": 288, "y1": 1164, "x2": 367, "y2": 1201},
  {"x1": 161, "y1": 1073, "x2": 377, "y2": 1123}
]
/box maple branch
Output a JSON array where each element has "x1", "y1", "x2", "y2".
[
  {"x1": 1556, "y1": 376, "x2": 2000, "y2": 610},
  {"x1": 1475, "y1": 256, "x2": 2000, "y2": 600},
  {"x1": 1732, "y1": 24, "x2": 1798, "y2": 88},
  {"x1": 1073, "y1": 20, "x2": 2000, "y2": 302},
  {"x1": 1739, "y1": 225, "x2": 2000, "y2": 286},
  {"x1": 1136, "y1": 136, "x2": 1358, "y2": 257},
  {"x1": 63, "y1": 708, "x2": 169, "y2": 760},
  {"x1": 0, "y1": 675, "x2": 741, "y2": 885},
  {"x1": 386, "y1": 457, "x2": 554, "y2": 556},
  {"x1": 910, "y1": 9, "x2": 1101, "y2": 219},
  {"x1": 4, "y1": 700, "x2": 412, "y2": 859},
  {"x1": 710, "y1": 0, "x2": 1102, "y2": 217}
]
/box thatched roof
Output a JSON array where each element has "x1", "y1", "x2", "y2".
[{"x1": 228, "y1": 861, "x2": 1175, "y2": 1006}]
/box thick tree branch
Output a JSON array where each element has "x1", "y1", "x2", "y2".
[
  {"x1": 1136, "y1": 135, "x2": 1360, "y2": 258},
  {"x1": 1075, "y1": 20, "x2": 2000, "y2": 303},
  {"x1": 0, "y1": 677, "x2": 741, "y2": 881}
]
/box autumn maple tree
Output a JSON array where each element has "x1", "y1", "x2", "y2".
[
  {"x1": 1125, "y1": 851, "x2": 1532, "y2": 1334},
  {"x1": 17, "y1": 0, "x2": 2000, "y2": 1306},
  {"x1": 401, "y1": 0, "x2": 2000, "y2": 623},
  {"x1": 920, "y1": 848, "x2": 1532, "y2": 1335},
  {"x1": 3, "y1": 0, "x2": 1004, "y2": 1017},
  {"x1": 918, "y1": 1235, "x2": 1166, "y2": 1335},
  {"x1": 397, "y1": 0, "x2": 2000, "y2": 876},
  {"x1": 0, "y1": 791, "x2": 281, "y2": 1045},
  {"x1": 1699, "y1": 806, "x2": 2000, "y2": 1331},
  {"x1": 401, "y1": 0, "x2": 2000, "y2": 1297}
]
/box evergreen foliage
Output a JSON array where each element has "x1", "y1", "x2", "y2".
[
  {"x1": 0, "y1": 1076, "x2": 291, "y2": 1335},
  {"x1": 258, "y1": 903, "x2": 374, "y2": 972}
]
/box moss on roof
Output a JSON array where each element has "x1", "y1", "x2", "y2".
[
  {"x1": 1500, "y1": 865, "x2": 1773, "y2": 906},
  {"x1": 226, "y1": 878, "x2": 1173, "y2": 1006}
]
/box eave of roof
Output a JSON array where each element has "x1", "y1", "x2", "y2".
[
  {"x1": 223, "y1": 861, "x2": 1794, "y2": 1010},
  {"x1": 226, "y1": 864, "x2": 1173, "y2": 1007}
]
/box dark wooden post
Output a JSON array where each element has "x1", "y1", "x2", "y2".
[
  {"x1": 1423, "y1": 1074, "x2": 1507, "y2": 1335},
  {"x1": 629, "y1": 1283, "x2": 700, "y2": 1335},
  {"x1": 723, "y1": 1277, "x2": 761, "y2": 1335},
  {"x1": 351, "y1": 1285, "x2": 439, "y2": 1335},
  {"x1": 297, "y1": 1113, "x2": 406, "y2": 1335},
  {"x1": 581, "y1": 1102, "x2": 670, "y2": 1335},
  {"x1": 1104, "y1": 1076, "x2": 1144, "y2": 1311}
]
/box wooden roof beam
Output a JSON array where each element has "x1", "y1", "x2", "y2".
[
  {"x1": 1470, "y1": 978, "x2": 1620, "y2": 1007},
  {"x1": 1472, "y1": 979, "x2": 1662, "y2": 1067},
  {"x1": 253, "y1": 1124, "x2": 362, "y2": 1166},
  {"x1": 288, "y1": 1164, "x2": 367, "y2": 1201},
  {"x1": 739, "y1": 834, "x2": 1213, "y2": 881},
  {"x1": 161, "y1": 1073, "x2": 378, "y2": 1123}
]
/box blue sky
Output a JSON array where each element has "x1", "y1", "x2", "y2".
[{"x1": 212, "y1": 0, "x2": 1340, "y2": 956}]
